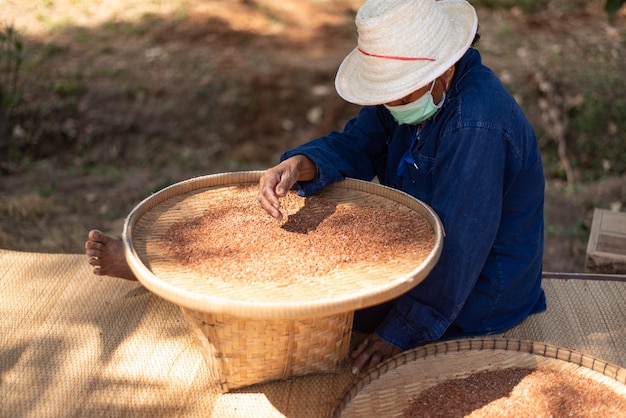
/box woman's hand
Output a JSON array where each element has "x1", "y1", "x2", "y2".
[
  {"x1": 351, "y1": 333, "x2": 401, "y2": 375},
  {"x1": 257, "y1": 155, "x2": 317, "y2": 220}
]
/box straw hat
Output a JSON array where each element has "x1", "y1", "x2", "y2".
[{"x1": 335, "y1": 0, "x2": 478, "y2": 106}]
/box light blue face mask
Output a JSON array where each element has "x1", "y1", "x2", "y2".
[{"x1": 384, "y1": 80, "x2": 445, "y2": 125}]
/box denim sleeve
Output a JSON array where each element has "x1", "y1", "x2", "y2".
[
  {"x1": 281, "y1": 105, "x2": 393, "y2": 196},
  {"x1": 376, "y1": 124, "x2": 507, "y2": 350}
]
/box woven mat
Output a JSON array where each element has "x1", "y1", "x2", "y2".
[{"x1": 1, "y1": 249, "x2": 625, "y2": 417}]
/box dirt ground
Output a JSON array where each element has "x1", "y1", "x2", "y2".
[{"x1": 1, "y1": 0, "x2": 625, "y2": 273}]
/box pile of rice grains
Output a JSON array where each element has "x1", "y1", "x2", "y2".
[
  {"x1": 161, "y1": 184, "x2": 434, "y2": 283},
  {"x1": 403, "y1": 367, "x2": 626, "y2": 417}
]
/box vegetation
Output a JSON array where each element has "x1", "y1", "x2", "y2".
[
  {"x1": 473, "y1": 0, "x2": 625, "y2": 14},
  {"x1": 0, "y1": 24, "x2": 23, "y2": 164},
  {"x1": 3, "y1": 0, "x2": 624, "y2": 185}
]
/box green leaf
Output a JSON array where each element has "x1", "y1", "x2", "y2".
[{"x1": 605, "y1": 0, "x2": 625, "y2": 13}]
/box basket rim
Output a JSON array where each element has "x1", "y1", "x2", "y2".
[
  {"x1": 332, "y1": 337, "x2": 626, "y2": 417},
  {"x1": 122, "y1": 171, "x2": 444, "y2": 319}
]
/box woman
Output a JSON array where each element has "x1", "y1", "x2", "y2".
[{"x1": 257, "y1": 0, "x2": 546, "y2": 375}]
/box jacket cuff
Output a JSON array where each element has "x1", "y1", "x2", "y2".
[{"x1": 280, "y1": 151, "x2": 343, "y2": 196}]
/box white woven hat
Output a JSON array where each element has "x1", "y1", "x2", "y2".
[{"x1": 335, "y1": 0, "x2": 478, "y2": 106}]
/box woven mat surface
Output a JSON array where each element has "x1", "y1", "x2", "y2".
[{"x1": 1, "y1": 249, "x2": 625, "y2": 417}]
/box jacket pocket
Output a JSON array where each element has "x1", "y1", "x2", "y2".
[{"x1": 400, "y1": 151, "x2": 435, "y2": 203}]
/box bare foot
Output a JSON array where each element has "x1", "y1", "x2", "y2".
[{"x1": 85, "y1": 230, "x2": 138, "y2": 281}]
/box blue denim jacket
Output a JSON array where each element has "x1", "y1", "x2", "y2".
[{"x1": 282, "y1": 48, "x2": 546, "y2": 351}]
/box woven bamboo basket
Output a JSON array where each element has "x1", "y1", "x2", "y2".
[
  {"x1": 123, "y1": 171, "x2": 443, "y2": 392},
  {"x1": 332, "y1": 338, "x2": 626, "y2": 417}
]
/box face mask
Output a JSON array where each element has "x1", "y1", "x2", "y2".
[{"x1": 384, "y1": 80, "x2": 445, "y2": 125}]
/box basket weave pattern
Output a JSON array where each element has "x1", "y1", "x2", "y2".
[{"x1": 182, "y1": 308, "x2": 353, "y2": 392}]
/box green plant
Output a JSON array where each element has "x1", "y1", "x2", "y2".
[
  {"x1": 0, "y1": 23, "x2": 23, "y2": 163},
  {"x1": 568, "y1": 93, "x2": 626, "y2": 180},
  {"x1": 605, "y1": 0, "x2": 626, "y2": 14},
  {"x1": 544, "y1": 219, "x2": 588, "y2": 241}
]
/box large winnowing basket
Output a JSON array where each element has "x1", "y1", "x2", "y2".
[
  {"x1": 332, "y1": 338, "x2": 626, "y2": 417},
  {"x1": 123, "y1": 171, "x2": 443, "y2": 392}
]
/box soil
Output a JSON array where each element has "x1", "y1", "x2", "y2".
[{"x1": 1, "y1": 0, "x2": 625, "y2": 273}]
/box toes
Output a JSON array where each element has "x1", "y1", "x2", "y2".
[
  {"x1": 95, "y1": 230, "x2": 116, "y2": 245},
  {"x1": 93, "y1": 230, "x2": 107, "y2": 241},
  {"x1": 85, "y1": 243, "x2": 103, "y2": 257},
  {"x1": 89, "y1": 229, "x2": 114, "y2": 244},
  {"x1": 88, "y1": 229, "x2": 101, "y2": 241}
]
